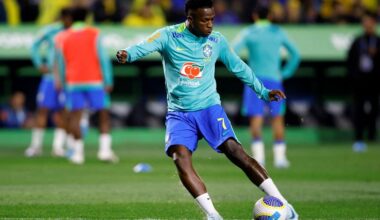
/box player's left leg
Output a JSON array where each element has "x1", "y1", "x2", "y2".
[
  {"x1": 51, "y1": 109, "x2": 68, "y2": 157},
  {"x1": 219, "y1": 138, "x2": 298, "y2": 220},
  {"x1": 65, "y1": 90, "x2": 86, "y2": 164}
]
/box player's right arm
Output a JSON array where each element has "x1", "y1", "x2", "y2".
[
  {"x1": 116, "y1": 28, "x2": 168, "y2": 63},
  {"x1": 232, "y1": 28, "x2": 249, "y2": 54}
]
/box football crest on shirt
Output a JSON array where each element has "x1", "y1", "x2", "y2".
[
  {"x1": 180, "y1": 62, "x2": 204, "y2": 79},
  {"x1": 203, "y1": 44, "x2": 212, "y2": 58}
]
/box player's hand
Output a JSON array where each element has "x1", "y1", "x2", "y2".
[
  {"x1": 269, "y1": 90, "x2": 286, "y2": 101},
  {"x1": 116, "y1": 50, "x2": 127, "y2": 64},
  {"x1": 39, "y1": 65, "x2": 49, "y2": 74},
  {"x1": 105, "y1": 86, "x2": 113, "y2": 93}
]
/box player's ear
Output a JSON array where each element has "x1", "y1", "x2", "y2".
[{"x1": 187, "y1": 15, "x2": 193, "y2": 25}]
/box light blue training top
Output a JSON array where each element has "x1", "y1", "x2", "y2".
[
  {"x1": 124, "y1": 22, "x2": 270, "y2": 111},
  {"x1": 30, "y1": 23, "x2": 63, "y2": 79},
  {"x1": 233, "y1": 20, "x2": 300, "y2": 82}
]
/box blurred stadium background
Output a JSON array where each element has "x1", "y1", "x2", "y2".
[{"x1": 0, "y1": 0, "x2": 379, "y2": 219}]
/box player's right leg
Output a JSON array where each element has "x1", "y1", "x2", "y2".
[
  {"x1": 267, "y1": 80, "x2": 289, "y2": 168},
  {"x1": 242, "y1": 85, "x2": 266, "y2": 165},
  {"x1": 68, "y1": 109, "x2": 84, "y2": 164},
  {"x1": 271, "y1": 116, "x2": 289, "y2": 168},
  {"x1": 165, "y1": 112, "x2": 222, "y2": 220},
  {"x1": 25, "y1": 76, "x2": 53, "y2": 157},
  {"x1": 250, "y1": 116, "x2": 265, "y2": 166}
]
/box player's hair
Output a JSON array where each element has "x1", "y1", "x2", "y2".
[
  {"x1": 71, "y1": 7, "x2": 88, "y2": 22},
  {"x1": 254, "y1": 7, "x2": 269, "y2": 19},
  {"x1": 60, "y1": 7, "x2": 72, "y2": 18},
  {"x1": 363, "y1": 11, "x2": 377, "y2": 21},
  {"x1": 185, "y1": 0, "x2": 213, "y2": 15}
]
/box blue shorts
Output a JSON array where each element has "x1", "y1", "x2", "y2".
[
  {"x1": 36, "y1": 76, "x2": 65, "y2": 110},
  {"x1": 165, "y1": 104, "x2": 239, "y2": 156},
  {"x1": 65, "y1": 88, "x2": 110, "y2": 111},
  {"x1": 241, "y1": 80, "x2": 285, "y2": 117}
]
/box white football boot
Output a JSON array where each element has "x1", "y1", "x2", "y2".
[
  {"x1": 97, "y1": 150, "x2": 119, "y2": 163},
  {"x1": 68, "y1": 140, "x2": 84, "y2": 165},
  {"x1": 206, "y1": 213, "x2": 223, "y2": 220},
  {"x1": 251, "y1": 141, "x2": 265, "y2": 166},
  {"x1": 25, "y1": 146, "x2": 42, "y2": 157},
  {"x1": 51, "y1": 147, "x2": 65, "y2": 157},
  {"x1": 273, "y1": 143, "x2": 290, "y2": 169},
  {"x1": 286, "y1": 203, "x2": 299, "y2": 220}
]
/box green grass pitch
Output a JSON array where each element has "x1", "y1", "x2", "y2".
[{"x1": 0, "y1": 128, "x2": 379, "y2": 219}]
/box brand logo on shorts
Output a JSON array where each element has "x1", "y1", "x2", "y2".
[{"x1": 180, "y1": 62, "x2": 204, "y2": 79}]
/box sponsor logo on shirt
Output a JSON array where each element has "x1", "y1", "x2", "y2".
[
  {"x1": 180, "y1": 62, "x2": 203, "y2": 79},
  {"x1": 172, "y1": 32, "x2": 184, "y2": 38},
  {"x1": 208, "y1": 36, "x2": 218, "y2": 43},
  {"x1": 203, "y1": 44, "x2": 212, "y2": 58},
  {"x1": 178, "y1": 78, "x2": 201, "y2": 88}
]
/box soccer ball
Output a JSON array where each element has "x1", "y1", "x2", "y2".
[{"x1": 253, "y1": 196, "x2": 287, "y2": 220}]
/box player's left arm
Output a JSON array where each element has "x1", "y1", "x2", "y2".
[
  {"x1": 280, "y1": 30, "x2": 300, "y2": 79},
  {"x1": 97, "y1": 34, "x2": 113, "y2": 92},
  {"x1": 218, "y1": 35, "x2": 285, "y2": 102}
]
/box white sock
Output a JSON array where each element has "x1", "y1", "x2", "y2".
[
  {"x1": 73, "y1": 139, "x2": 84, "y2": 155},
  {"x1": 99, "y1": 133, "x2": 112, "y2": 152},
  {"x1": 273, "y1": 142, "x2": 287, "y2": 162},
  {"x1": 195, "y1": 193, "x2": 219, "y2": 215},
  {"x1": 53, "y1": 128, "x2": 66, "y2": 150},
  {"x1": 66, "y1": 134, "x2": 75, "y2": 150},
  {"x1": 259, "y1": 178, "x2": 287, "y2": 204},
  {"x1": 30, "y1": 128, "x2": 45, "y2": 149},
  {"x1": 251, "y1": 140, "x2": 265, "y2": 165}
]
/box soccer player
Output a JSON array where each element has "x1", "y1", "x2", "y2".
[
  {"x1": 55, "y1": 7, "x2": 117, "y2": 165},
  {"x1": 347, "y1": 12, "x2": 380, "y2": 152},
  {"x1": 116, "y1": 0, "x2": 298, "y2": 219},
  {"x1": 233, "y1": 7, "x2": 300, "y2": 168},
  {"x1": 25, "y1": 8, "x2": 73, "y2": 157}
]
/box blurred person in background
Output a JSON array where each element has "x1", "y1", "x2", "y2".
[
  {"x1": 55, "y1": 7, "x2": 116, "y2": 164},
  {"x1": 0, "y1": 0, "x2": 20, "y2": 25},
  {"x1": 37, "y1": 0, "x2": 71, "y2": 25},
  {"x1": 0, "y1": 92, "x2": 33, "y2": 128},
  {"x1": 347, "y1": 12, "x2": 380, "y2": 152},
  {"x1": 213, "y1": 0, "x2": 240, "y2": 24},
  {"x1": 166, "y1": 0, "x2": 186, "y2": 22},
  {"x1": 92, "y1": 0, "x2": 126, "y2": 23},
  {"x1": 17, "y1": 0, "x2": 39, "y2": 23},
  {"x1": 233, "y1": 7, "x2": 300, "y2": 168},
  {"x1": 24, "y1": 8, "x2": 73, "y2": 158},
  {"x1": 123, "y1": 0, "x2": 166, "y2": 27}
]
